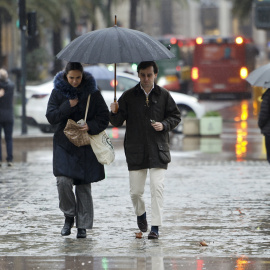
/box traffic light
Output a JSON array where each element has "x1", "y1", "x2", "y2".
[
  {"x1": 27, "y1": 11, "x2": 38, "y2": 51},
  {"x1": 27, "y1": 12, "x2": 36, "y2": 37},
  {"x1": 19, "y1": 0, "x2": 26, "y2": 30},
  {"x1": 255, "y1": 0, "x2": 270, "y2": 29}
]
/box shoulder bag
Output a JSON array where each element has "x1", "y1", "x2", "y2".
[{"x1": 64, "y1": 95, "x2": 115, "y2": 165}]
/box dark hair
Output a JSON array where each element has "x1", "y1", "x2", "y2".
[
  {"x1": 63, "y1": 62, "x2": 84, "y2": 80},
  {"x1": 137, "y1": 61, "x2": 158, "y2": 74}
]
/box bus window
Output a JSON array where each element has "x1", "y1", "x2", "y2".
[{"x1": 224, "y1": 47, "x2": 231, "y2": 59}]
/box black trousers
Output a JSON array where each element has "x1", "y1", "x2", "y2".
[{"x1": 264, "y1": 134, "x2": 270, "y2": 164}]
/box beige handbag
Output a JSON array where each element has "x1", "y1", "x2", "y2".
[
  {"x1": 63, "y1": 95, "x2": 91, "y2": 147},
  {"x1": 64, "y1": 95, "x2": 115, "y2": 165}
]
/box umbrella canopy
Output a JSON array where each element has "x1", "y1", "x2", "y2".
[
  {"x1": 84, "y1": 65, "x2": 114, "y2": 80},
  {"x1": 246, "y1": 63, "x2": 270, "y2": 88},
  {"x1": 57, "y1": 18, "x2": 175, "y2": 102},
  {"x1": 56, "y1": 25, "x2": 175, "y2": 64}
]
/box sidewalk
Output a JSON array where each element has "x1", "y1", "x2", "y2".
[
  {"x1": 1, "y1": 102, "x2": 270, "y2": 269},
  {"x1": 0, "y1": 145, "x2": 270, "y2": 269}
]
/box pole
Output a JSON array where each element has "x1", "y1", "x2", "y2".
[
  {"x1": 21, "y1": 28, "x2": 27, "y2": 134},
  {"x1": 19, "y1": 0, "x2": 27, "y2": 134}
]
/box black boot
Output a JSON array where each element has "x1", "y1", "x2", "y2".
[
  {"x1": 61, "y1": 216, "x2": 74, "y2": 236},
  {"x1": 77, "y1": 228, "x2": 86, "y2": 238}
]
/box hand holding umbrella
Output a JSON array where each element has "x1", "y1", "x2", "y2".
[{"x1": 110, "y1": 101, "x2": 119, "y2": 114}]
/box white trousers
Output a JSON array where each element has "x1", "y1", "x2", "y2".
[{"x1": 129, "y1": 168, "x2": 165, "y2": 226}]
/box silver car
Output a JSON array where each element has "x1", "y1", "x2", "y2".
[{"x1": 22, "y1": 68, "x2": 205, "y2": 133}]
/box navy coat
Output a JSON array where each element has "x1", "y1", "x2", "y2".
[
  {"x1": 258, "y1": 88, "x2": 270, "y2": 135},
  {"x1": 0, "y1": 79, "x2": 15, "y2": 123},
  {"x1": 46, "y1": 71, "x2": 109, "y2": 185}
]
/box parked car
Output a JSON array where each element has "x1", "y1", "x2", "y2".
[{"x1": 23, "y1": 67, "x2": 205, "y2": 133}]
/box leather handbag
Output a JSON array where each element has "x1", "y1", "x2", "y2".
[
  {"x1": 63, "y1": 95, "x2": 91, "y2": 147},
  {"x1": 64, "y1": 95, "x2": 115, "y2": 165}
]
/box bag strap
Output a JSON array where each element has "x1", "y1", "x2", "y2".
[{"x1": 84, "y1": 94, "x2": 91, "y2": 122}]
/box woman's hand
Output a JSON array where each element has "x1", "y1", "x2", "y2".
[
  {"x1": 0, "y1": 88, "x2": 5, "y2": 98},
  {"x1": 69, "y1": 98, "x2": 78, "y2": 107},
  {"x1": 79, "y1": 123, "x2": 89, "y2": 131}
]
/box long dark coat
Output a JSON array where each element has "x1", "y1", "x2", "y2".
[
  {"x1": 46, "y1": 71, "x2": 109, "y2": 185},
  {"x1": 109, "y1": 83, "x2": 181, "y2": 170},
  {"x1": 0, "y1": 79, "x2": 14, "y2": 123},
  {"x1": 258, "y1": 88, "x2": 270, "y2": 135}
]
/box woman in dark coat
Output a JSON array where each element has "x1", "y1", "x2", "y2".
[
  {"x1": 0, "y1": 69, "x2": 15, "y2": 167},
  {"x1": 46, "y1": 62, "x2": 109, "y2": 238}
]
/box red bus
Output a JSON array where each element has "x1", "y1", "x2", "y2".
[
  {"x1": 156, "y1": 35, "x2": 195, "y2": 93},
  {"x1": 191, "y1": 36, "x2": 258, "y2": 99}
]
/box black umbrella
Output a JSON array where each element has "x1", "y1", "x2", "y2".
[
  {"x1": 57, "y1": 16, "x2": 175, "y2": 101},
  {"x1": 84, "y1": 65, "x2": 114, "y2": 80}
]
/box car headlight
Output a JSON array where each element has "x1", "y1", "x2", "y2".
[
  {"x1": 190, "y1": 96, "x2": 198, "y2": 102},
  {"x1": 157, "y1": 77, "x2": 167, "y2": 86}
]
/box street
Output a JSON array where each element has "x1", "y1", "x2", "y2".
[{"x1": 1, "y1": 99, "x2": 270, "y2": 269}]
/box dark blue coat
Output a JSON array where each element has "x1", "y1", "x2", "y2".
[
  {"x1": 0, "y1": 79, "x2": 15, "y2": 123},
  {"x1": 46, "y1": 71, "x2": 109, "y2": 185},
  {"x1": 258, "y1": 88, "x2": 270, "y2": 135}
]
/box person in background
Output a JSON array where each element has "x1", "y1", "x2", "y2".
[
  {"x1": 0, "y1": 69, "x2": 15, "y2": 167},
  {"x1": 46, "y1": 62, "x2": 109, "y2": 239},
  {"x1": 258, "y1": 88, "x2": 270, "y2": 163},
  {"x1": 109, "y1": 61, "x2": 181, "y2": 239}
]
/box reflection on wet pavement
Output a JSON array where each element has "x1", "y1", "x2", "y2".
[
  {"x1": 0, "y1": 154, "x2": 270, "y2": 260},
  {"x1": 1, "y1": 256, "x2": 270, "y2": 270}
]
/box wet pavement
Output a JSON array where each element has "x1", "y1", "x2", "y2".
[{"x1": 1, "y1": 99, "x2": 270, "y2": 269}]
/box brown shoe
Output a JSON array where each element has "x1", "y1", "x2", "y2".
[
  {"x1": 137, "y1": 219, "x2": 148, "y2": 232},
  {"x1": 148, "y1": 231, "x2": 159, "y2": 239}
]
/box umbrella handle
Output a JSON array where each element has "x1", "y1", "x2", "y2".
[
  {"x1": 114, "y1": 16, "x2": 117, "y2": 104},
  {"x1": 114, "y1": 63, "x2": 117, "y2": 102}
]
